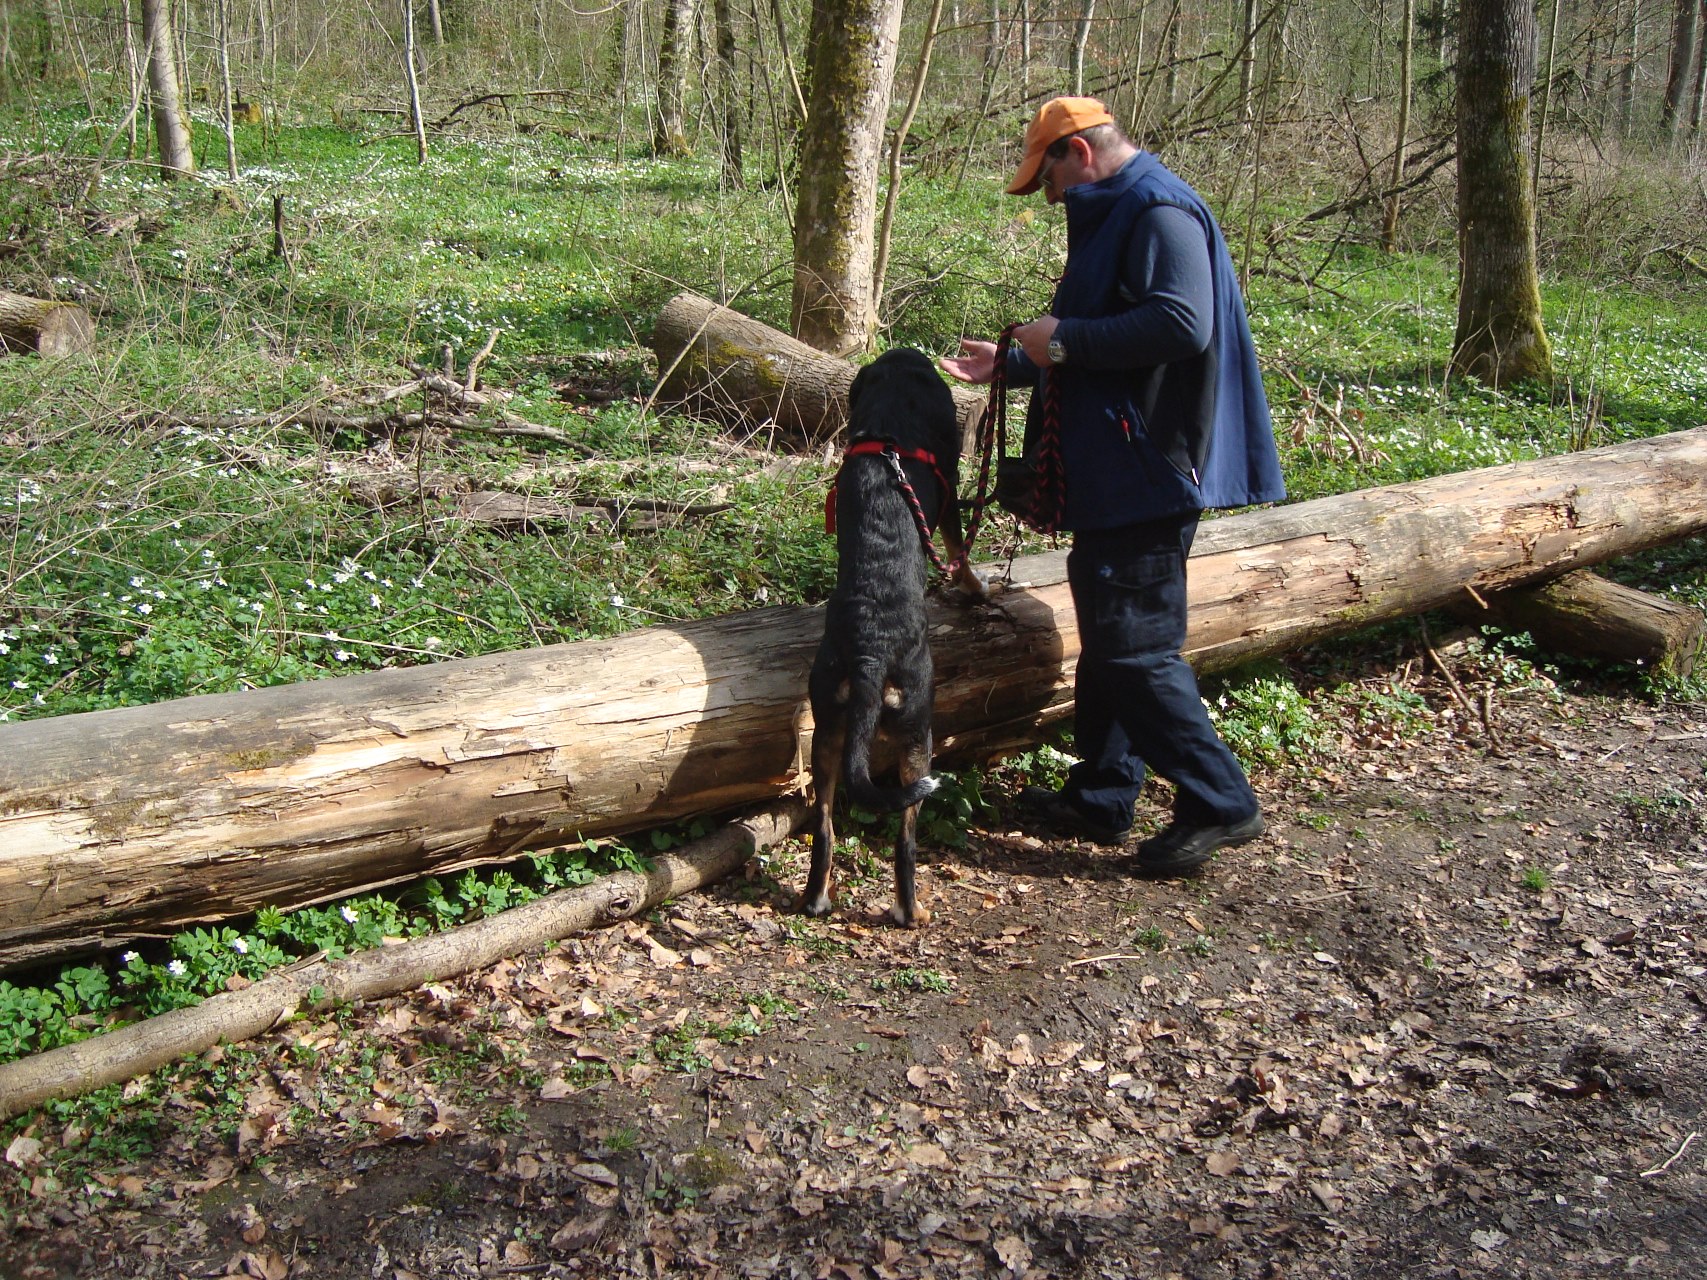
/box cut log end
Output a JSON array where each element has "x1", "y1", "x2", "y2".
[{"x1": 0, "y1": 291, "x2": 96, "y2": 358}]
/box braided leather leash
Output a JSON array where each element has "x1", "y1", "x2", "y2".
[
  {"x1": 956, "y1": 324, "x2": 1066, "y2": 563},
  {"x1": 881, "y1": 447, "x2": 951, "y2": 575}
]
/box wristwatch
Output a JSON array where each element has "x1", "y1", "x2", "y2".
[{"x1": 1046, "y1": 334, "x2": 1067, "y2": 365}]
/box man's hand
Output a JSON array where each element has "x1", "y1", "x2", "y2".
[
  {"x1": 1012, "y1": 316, "x2": 1059, "y2": 368},
  {"x1": 940, "y1": 338, "x2": 997, "y2": 385}
]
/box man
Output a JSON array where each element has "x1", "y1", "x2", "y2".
[{"x1": 942, "y1": 96, "x2": 1285, "y2": 877}]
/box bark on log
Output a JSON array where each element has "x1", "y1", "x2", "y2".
[
  {"x1": 0, "y1": 801, "x2": 805, "y2": 1123},
  {"x1": 1474, "y1": 570, "x2": 1706, "y2": 678},
  {"x1": 650, "y1": 291, "x2": 986, "y2": 449},
  {"x1": 4, "y1": 427, "x2": 1707, "y2": 970},
  {"x1": 0, "y1": 290, "x2": 95, "y2": 357}
]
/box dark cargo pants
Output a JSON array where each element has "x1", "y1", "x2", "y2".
[{"x1": 1062, "y1": 514, "x2": 1258, "y2": 833}]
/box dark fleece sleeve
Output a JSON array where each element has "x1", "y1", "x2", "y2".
[{"x1": 1053, "y1": 204, "x2": 1213, "y2": 369}]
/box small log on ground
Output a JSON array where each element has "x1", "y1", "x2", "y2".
[
  {"x1": 0, "y1": 800, "x2": 805, "y2": 1123},
  {"x1": 5, "y1": 427, "x2": 1707, "y2": 969},
  {"x1": 0, "y1": 290, "x2": 95, "y2": 357},
  {"x1": 458, "y1": 491, "x2": 733, "y2": 534},
  {"x1": 1473, "y1": 569, "x2": 1706, "y2": 678},
  {"x1": 650, "y1": 291, "x2": 985, "y2": 448}
]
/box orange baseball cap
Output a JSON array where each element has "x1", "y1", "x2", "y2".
[{"x1": 1006, "y1": 96, "x2": 1116, "y2": 195}]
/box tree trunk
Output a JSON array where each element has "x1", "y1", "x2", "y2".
[
  {"x1": 872, "y1": 0, "x2": 946, "y2": 318},
  {"x1": 1533, "y1": 0, "x2": 1560, "y2": 198},
  {"x1": 1239, "y1": 0, "x2": 1257, "y2": 116},
  {"x1": 767, "y1": 0, "x2": 807, "y2": 125},
  {"x1": 6, "y1": 425, "x2": 1707, "y2": 970},
  {"x1": 0, "y1": 290, "x2": 95, "y2": 356},
  {"x1": 1692, "y1": 0, "x2": 1707, "y2": 134},
  {"x1": 1473, "y1": 571, "x2": 1706, "y2": 679},
  {"x1": 401, "y1": 0, "x2": 427, "y2": 163},
  {"x1": 712, "y1": 0, "x2": 743, "y2": 186},
  {"x1": 215, "y1": 0, "x2": 238, "y2": 180},
  {"x1": 655, "y1": 0, "x2": 697, "y2": 156},
  {"x1": 140, "y1": 0, "x2": 193, "y2": 179},
  {"x1": 1663, "y1": 0, "x2": 1700, "y2": 135},
  {"x1": 1164, "y1": 1, "x2": 1181, "y2": 108},
  {"x1": 789, "y1": 0, "x2": 906, "y2": 354},
  {"x1": 1382, "y1": 0, "x2": 1415, "y2": 252},
  {"x1": 1452, "y1": 0, "x2": 1552, "y2": 387},
  {"x1": 1071, "y1": 0, "x2": 1095, "y2": 96},
  {"x1": 1619, "y1": 0, "x2": 1640, "y2": 137},
  {"x1": 650, "y1": 291, "x2": 986, "y2": 448}
]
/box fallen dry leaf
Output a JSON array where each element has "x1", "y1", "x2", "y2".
[
  {"x1": 1042, "y1": 1040, "x2": 1085, "y2": 1066},
  {"x1": 4, "y1": 1136, "x2": 42, "y2": 1169},
  {"x1": 993, "y1": 1234, "x2": 1032, "y2": 1275},
  {"x1": 549, "y1": 1210, "x2": 612, "y2": 1251},
  {"x1": 571, "y1": 1161, "x2": 618, "y2": 1187},
  {"x1": 906, "y1": 1142, "x2": 952, "y2": 1168},
  {"x1": 240, "y1": 1248, "x2": 287, "y2": 1280}
]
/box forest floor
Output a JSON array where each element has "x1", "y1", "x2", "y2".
[{"x1": 2, "y1": 658, "x2": 1705, "y2": 1280}]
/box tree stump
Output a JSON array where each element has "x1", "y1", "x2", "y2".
[{"x1": 0, "y1": 291, "x2": 95, "y2": 357}]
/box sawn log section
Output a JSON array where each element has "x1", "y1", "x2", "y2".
[{"x1": 3, "y1": 427, "x2": 1706, "y2": 969}]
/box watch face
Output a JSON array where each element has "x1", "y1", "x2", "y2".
[{"x1": 1047, "y1": 337, "x2": 1066, "y2": 364}]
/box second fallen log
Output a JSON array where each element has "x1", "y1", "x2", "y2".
[
  {"x1": 1475, "y1": 570, "x2": 1706, "y2": 678},
  {"x1": 649, "y1": 290, "x2": 985, "y2": 446}
]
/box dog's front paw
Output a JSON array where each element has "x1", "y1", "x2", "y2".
[
  {"x1": 799, "y1": 891, "x2": 835, "y2": 918},
  {"x1": 949, "y1": 563, "x2": 990, "y2": 601}
]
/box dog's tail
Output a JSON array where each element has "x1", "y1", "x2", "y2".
[{"x1": 841, "y1": 670, "x2": 940, "y2": 812}]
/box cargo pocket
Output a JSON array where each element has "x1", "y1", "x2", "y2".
[{"x1": 1088, "y1": 544, "x2": 1187, "y2": 657}]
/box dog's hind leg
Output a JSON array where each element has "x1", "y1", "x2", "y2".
[
  {"x1": 888, "y1": 733, "x2": 934, "y2": 928},
  {"x1": 800, "y1": 714, "x2": 844, "y2": 917}
]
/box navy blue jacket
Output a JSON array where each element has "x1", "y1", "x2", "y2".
[{"x1": 1010, "y1": 152, "x2": 1286, "y2": 530}]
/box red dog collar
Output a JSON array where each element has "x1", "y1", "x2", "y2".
[{"x1": 826, "y1": 440, "x2": 950, "y2": 534}]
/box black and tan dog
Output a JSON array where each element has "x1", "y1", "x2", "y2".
[{"x1": 800, "y1": 348, "x2": 986, "y2": 927}]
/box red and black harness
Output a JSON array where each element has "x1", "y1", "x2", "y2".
[
  {"x1": 824, "y1": 325, "x2": 1064, "y2": 578},
  {"x1": 825, "y1": 440, "x2": 956, "y2": 572}
]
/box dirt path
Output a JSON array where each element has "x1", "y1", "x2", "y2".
[{"x1": 4, "y1": 663, "x2": 1704, "y2": 1279}]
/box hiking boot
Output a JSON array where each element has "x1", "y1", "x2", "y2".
[
  {"x1": 1131, "y1": 811, "x2": 1265, "y2": 877},
  {"x1": 1015, "y1": 785, "x2": 1132, "y2": 847}
]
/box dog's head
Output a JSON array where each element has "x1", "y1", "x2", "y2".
[{"x1": 846, "y1": 348, "x2": 957, "y2": 452}]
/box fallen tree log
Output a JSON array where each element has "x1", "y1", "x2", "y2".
[
  {"x1": 1472, "y1": 570, "x2": 1706, "y2": 679},
  {"x1": 0, "y1": 289, "x2": 95, "y2": 357},
  {"x1": 3, "y1": 426, "x2": 1707, "y2": 970},
  {"x1": 650, "y1": 290, "x2": 986, "y2": 448},
  {"x1": 0, "y1": 801, "x2": 805, "y2": 1123}
]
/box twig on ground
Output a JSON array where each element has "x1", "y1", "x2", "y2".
[
  {"x1": 1638, "y1": 1131, "x2": 1698, "y2": 1178},
  {"x1": 1418, "y1": 616, "x2": 1492, "y2": 745},
  {"x1": 465, "y1": 328, "x2": 501, "y2": 391},
  {"x1": 1065, "y1": 953, "x2": 1155, "y2": 968},
  {"x1": 1297, "y1": 886, "x2": 1363, "y2": 903}
]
